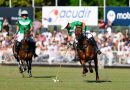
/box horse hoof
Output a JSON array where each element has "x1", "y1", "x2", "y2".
[
  {"x1": 24, "y1": 68, "x2": 27, "y2": 71},
  {"x1": 96, "y1": 76, "x2": 99, "y2": 81},
  {"x1": 90, "y1": 69, "x2": 93, "y2": 73},
  {"x1": 82, "y1": 74, "x2": 86, "y2": 77},
  {"x1": 82, "y1": 70, "x2": 87, "y2": 77},
  {"x1": 83, "y1": 69, "x2": 88, "y2": 74},
  {"x1": 19, "y1": 68, "x2": 23, "y2": 73},
  {"x1": 82, "y1": 71, "x2": 87, "y2": 75},
  {"x1": 19, "y1": 71, "x2": 23, "y2": 73},
  {"x1": 21, "y1": 73, "x2": 24, "y2": 78},
  {"x1": 29, "y1": 74, "x2": 32, "y2": 77}
]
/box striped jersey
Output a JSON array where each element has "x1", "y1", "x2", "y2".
[{"x1": 17, "y1": 17, "x2": 33, "y2": 34}]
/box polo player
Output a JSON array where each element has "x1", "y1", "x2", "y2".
[
  {"x1": 15, "y1": 10, "x2": 38, "y2": 59},
  {"x1": 65, "y1": 21, "x2": 101, "y2": 54}
]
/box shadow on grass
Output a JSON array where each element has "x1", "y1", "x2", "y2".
[
  {"x1": 85, "y1": 80, "x2": 112, "y2": 83},
  {"x1": 32, "y1": 76, "x2": 56, "y2": 78}
]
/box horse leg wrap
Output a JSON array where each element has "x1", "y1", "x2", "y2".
[
  {"x1": 89, "y1": 37, "x2": 101, "y2": 54},
  {"x1": 15, "y1": 41, "x2": 21, "y2": 55}
]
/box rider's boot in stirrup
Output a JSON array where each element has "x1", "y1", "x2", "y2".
[
  {"x1": 90, "y1": 37, "x2": 102, "y2": 54},
  {"x1": 15, "y1": 41, "x2": 20, "y2": 54},
  {"x1": 15, "y1": 41, "x2": 20, "y2": 62},
  {"x1": 31, "y1": 42, "x2": 38, "y2": 58},
  {"x1": 95, "y1": 46, "x2": 102, "y2": 54},
  {"x1": 33, "y1": 49, "x2": 38, "y2": 58}
]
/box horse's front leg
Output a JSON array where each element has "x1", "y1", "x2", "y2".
[
  {"x1": 88, "y1": 60, "x2": 93, "y2": 73},
  {"x1": 18, "y1": 61, "x2": 22, "y2": 73},
  {"x1": 80, "y1": 60, "x2": 88, "y2": 76},
  {"x1": 94, "y1": 57, "x2": 99, "y2": 81},
  {"x1": 18, "y1": 60, "x2": 25, "y2": 73},
  {"x1": 77, "y1": 50, "x2": 88, "y2": 76}
]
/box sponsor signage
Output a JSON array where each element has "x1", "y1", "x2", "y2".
[
  {"x1": 106, "y1": 6, "x2": 130, "y2": 26},
  {"x1": 0, "y1": 7, "x2": 33, "y2": 25},
  {"x1": 42, "y1": 6, "x2": 98, "y2": 29}
]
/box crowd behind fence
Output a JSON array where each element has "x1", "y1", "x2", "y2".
[{"x1": 0, "y1": 20, "x2": 130, "y2": 66}]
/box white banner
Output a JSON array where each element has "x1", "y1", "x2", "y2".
[{"x1": 42, "y1": 6, "x2": 98, "y2": 29}]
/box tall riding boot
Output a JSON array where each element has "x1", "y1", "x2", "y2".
[
  {"x1": 90, "y1": 37, "x2": 102, "y2": 54},
  {"x1": 15, "y1": 41, "x2": 20, "y2": 62},
  {"x1": 15, "y1": 41, "x2": 20, "y2": 55},
  {"x1": 31, "y1": 42, "x2": 38, "y2": 58}
]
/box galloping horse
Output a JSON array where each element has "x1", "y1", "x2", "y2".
[
  {"x1": 13, "y1": 31, "x2": 33, "y2": 77},
  {"x1": 74, "y1": 26, "x2": 99, "y2": 81}
]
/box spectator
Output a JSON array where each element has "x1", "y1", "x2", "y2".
[
  {"x1": 98, "y1": 19, "x2": 106, "y2": 34},
  {"x1": 3, "y1": 18, "x2": 9, "y2": 36},
  {"x1": 33, "y1": 20, "x2": 42, "y2": 35}
]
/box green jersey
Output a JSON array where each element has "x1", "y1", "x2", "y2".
[
  {"x1": 67, "y1": 21, "x2": 90, "y2": 36},
  {"x1": 17, "y1": 17, "x2": 33, "y2": 34},
  {"x1": 67, "y1": 21, "x2": 82, "y2": 36}
]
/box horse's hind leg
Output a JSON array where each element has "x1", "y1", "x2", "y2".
[
  {"x1": 27, "y1": 60, "x2": 32, "y2": 77},
  {"x1": 94, "y1": 57, "x2": 99, "y2": 81}
]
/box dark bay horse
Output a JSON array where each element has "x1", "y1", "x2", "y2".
[
  {"x1": 13, "y1": 31, "x2": 33, "y2": 77},
  {"x1": 74, "y1": 26, "x2": 99, "y2": 81}
]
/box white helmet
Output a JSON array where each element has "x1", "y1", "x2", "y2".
[{"x1": 21, "y1": 10, "x2": 28, "y2": 15}]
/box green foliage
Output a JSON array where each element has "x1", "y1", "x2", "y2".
[
  {"x1": 35, "y1": 0, "x2": 43, "y2": 6},
  {"x1": 12, "y1": 0, "x2": 31, "y2": 7},
  {"x1": 69, "y1": 0, "x2": 79, "y2": 6},
  {"x1": 0, "y1": 0, "x2": 8, "y2": 6},
  {"x1": 35, "y1": 8, "x2": 42, "y2": 20},
  {"x1": 82, "y1": 0, "x2": 99, "y2": 6},
  {"x1": 107, "y1": 0, "x2": 127, "y2": 6},
  {"x1": 58, "y1": 0, "x2": 70, "y2": 6}
]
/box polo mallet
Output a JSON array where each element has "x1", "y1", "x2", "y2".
[{"x1": 52, "y1": 43, "x2": 71, "y2": 83}]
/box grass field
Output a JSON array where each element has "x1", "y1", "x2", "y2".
[{"x1": 0, "y1": 65, "x2": 130, "y2": 90}]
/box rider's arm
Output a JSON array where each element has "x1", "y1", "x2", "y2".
[
  {"x1": 16, "y1": 22, "x2": 20, "y2": 34},
  {"x1": 16, "y1": 25, "x2": 19, "y2": 32},
  {"x1": 29, "y1": 20, "x2": 33, "y2": 32}
]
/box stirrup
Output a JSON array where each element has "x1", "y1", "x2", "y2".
[
  {"x1": 33, "y1": 53, "x2": 38, "y2": 58},
  {"x1": 14, "y1": 52, "x2": 17, "y2": 56},
  {"x1": 97, "y1": 50, "x2": 101, "y2": 54}
]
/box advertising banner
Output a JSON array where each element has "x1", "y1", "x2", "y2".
[
  {"x1": 106, "y1": 6, "x2": 130, "y2": 26},
  {"x1": 42, "y1": 6, "x2": 98, "y2": 29},
  {"x1": 0, "y1": 7, "x2": 33, "y2": 25}
]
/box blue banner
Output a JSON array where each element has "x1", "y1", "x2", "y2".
[
  {"x1": 105, "y1": 7, "x2": 130, "y2": 26},
  {"x1": 0, "y1": 7, "x2": 33, "y2": 25}
]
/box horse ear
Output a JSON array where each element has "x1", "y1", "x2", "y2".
[{"x1": 65, "y1": 23, "x2": 70, "y2": 29}]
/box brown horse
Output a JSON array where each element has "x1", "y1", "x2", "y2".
[
  {"x1": 13, "y1": 32, "x2": 33, "y2": 77},
  {"x1": 74, "y1": 26, "x2": 99, "y2": 81}
]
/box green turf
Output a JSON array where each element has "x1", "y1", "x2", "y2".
[{"x1": 0, "y1": 65, "x2": 130, "y2": 90}]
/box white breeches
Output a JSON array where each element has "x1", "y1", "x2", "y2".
[{"x1": 16, "y1": 32, "x2": 24, "y2": 42}]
